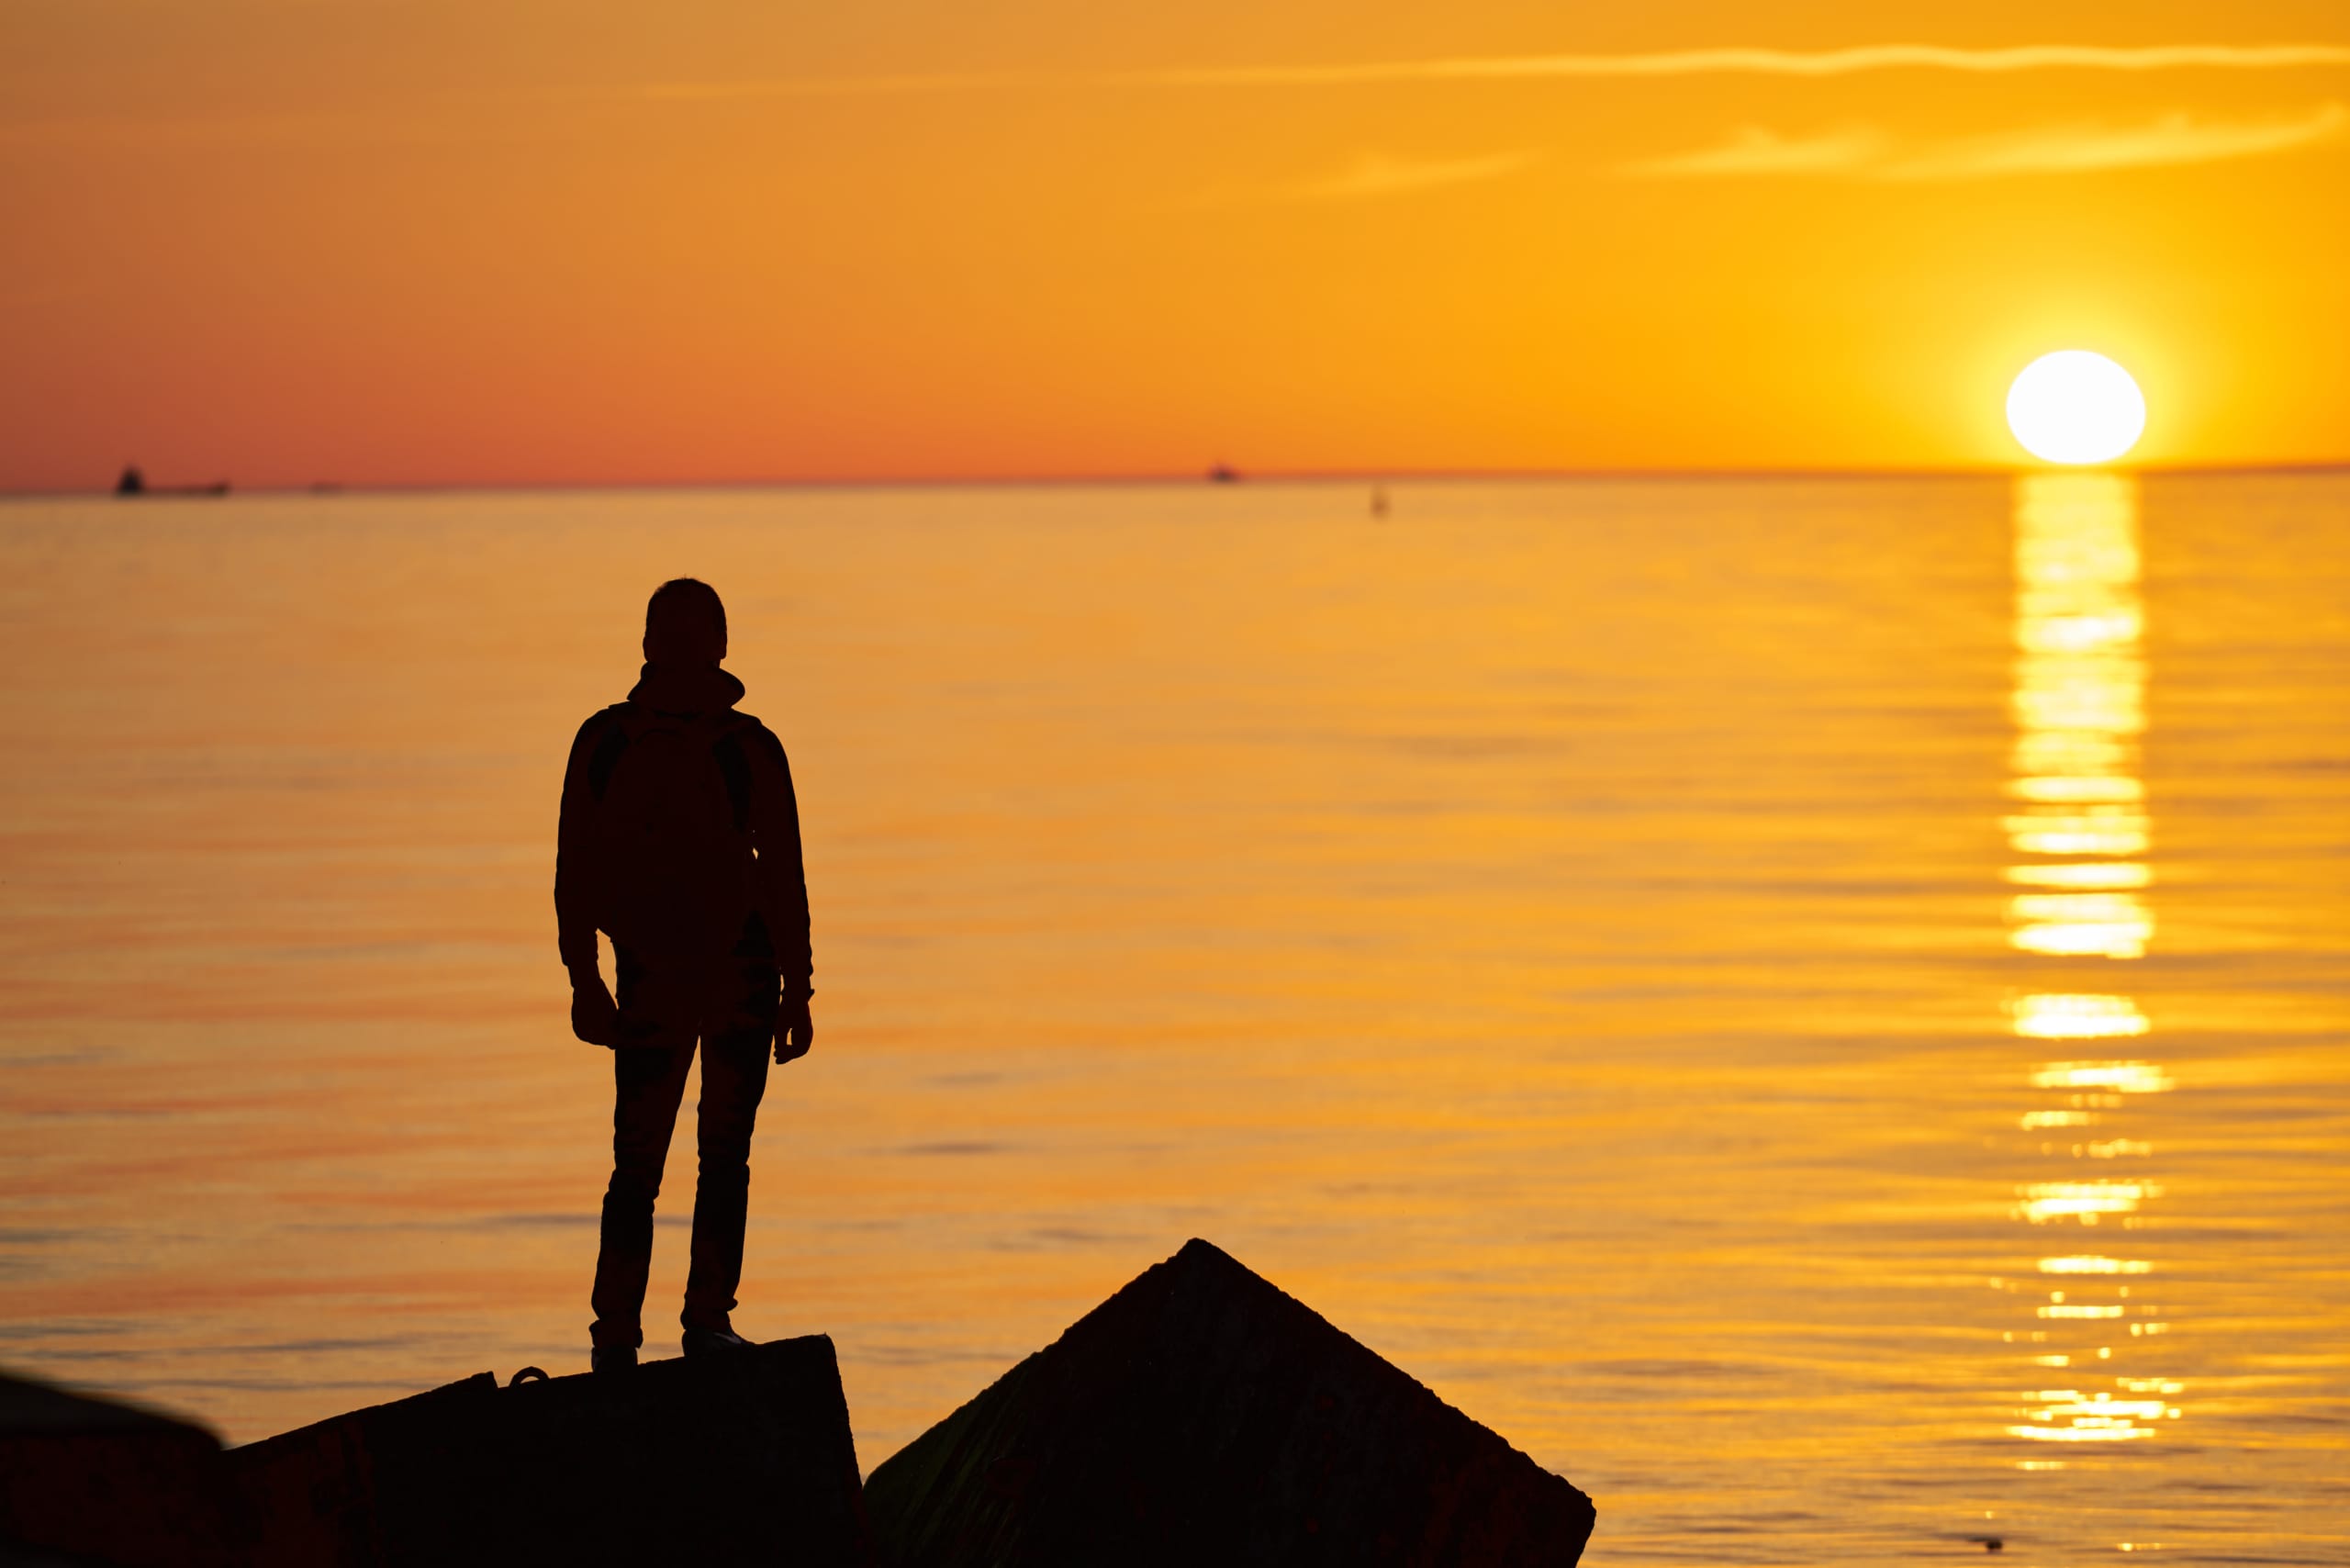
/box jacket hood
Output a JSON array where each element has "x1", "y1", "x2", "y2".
[{"x1": 628, "y1": 661, "x2": 745, "y2": 715}]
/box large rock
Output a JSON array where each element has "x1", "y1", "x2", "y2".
[
  {"x1": 229, "y1": 1336, "x2": 873, "y2": 1568},
  {"x1": 0, "y1": 1368, "x2": 232, "y2": 1568},
  {"x1": 864, "y1": 1239, "x2": 1595, "y2": 1568}
]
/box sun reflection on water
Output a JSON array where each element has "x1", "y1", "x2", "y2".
[
  {"x1": 2029, "y1": 1060, "x2": 2173, "y2": 1093},
  {"x1": 2008, "y1": 1389, "x2": 2180, "y2": 1442},
  {"x1": 2001, "y1": 473, "x2": 2182, "y2": 1455},
  {"x1": 2009, "y1": 995, "x2": 2149, "y2": 1039},
  {"x1": 2039, "y1": 1257, "x2": 2153, "y2": 1276},
  {"x1": 2015, "y1": 1182, "x2": 2157, "y2": 1224},
  {"x1": 2007, "y1": 862, "x2": 2149, "y2": 890},
  {"x1": 2008, "y1": 474, "x2": 2152, "y2": 960}
]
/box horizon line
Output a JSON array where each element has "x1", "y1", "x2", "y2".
[{"x1": 8, "y1": 457, "x2": 2347, "y2": 501}]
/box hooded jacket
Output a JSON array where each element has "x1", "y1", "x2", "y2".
[{"x1": 554, "y1": 662, "x2": 812, "y2": 1002}]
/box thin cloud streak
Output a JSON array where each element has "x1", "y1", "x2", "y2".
[
  {"x1": 1892, "y1": 101, "x2": 2348, "y2": 177},
  {"x1": 1154, "y1": 42, "x2": 2350, "y2": 87},
  {"x1": 1625, "y1": 125, "x2": 1889, "y2": 177},
  {"x1": 12, "y1": 41, "x2": 2349, "y2": 147},
  {"x1": 1626, "y1": 102, "x2": 2350, "y2": 180},
  {"x1": 12, "y1": 43, "x2": 2349, "y2": 149},
  {"x1": 1174, "y1": 149, "x2": 1538, "y2": 210},
  {"x1": 610, "y1": 41, "x2": 2350, "y2": 105}
]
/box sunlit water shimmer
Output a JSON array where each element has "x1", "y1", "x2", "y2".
[{"x1": 3, "y1": 476, "x2": 2345, "y2": 1563}]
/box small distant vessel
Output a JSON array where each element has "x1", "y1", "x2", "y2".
[
  {"x1": 115, "y1": 465, "x2": 229, "y2": 498},
  {"x1": 1208, "y1": 464, "x2": 1241, "y2": 484}
]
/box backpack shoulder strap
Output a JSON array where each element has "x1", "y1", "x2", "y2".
[
  {"x1": 708, "y1": 715, "x2": 758, "y2": 831},
  {"x1": 582, "y1": 702, "x2": 636, "y2": 802}
]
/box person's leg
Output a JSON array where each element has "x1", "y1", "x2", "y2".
[
  {"x1": 589, "y1": 1039, "x2": 695, "y2": 1350},
  {"x1": 682, "y1": 994, "x2": 776, "y2": 1334}
]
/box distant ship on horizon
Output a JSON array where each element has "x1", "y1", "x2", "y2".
[
  {"x1": 116, "y1": 465, "x2": 229, "y2": 498},
  {"x1": 1207, "y1": 463, "x2": 1241, "y2": 484}
]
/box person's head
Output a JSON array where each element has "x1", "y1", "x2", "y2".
[{"x1": 643, "y1": 577, "x2": 727, "y2": 666}]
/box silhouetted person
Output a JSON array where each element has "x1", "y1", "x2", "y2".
[{"x1": 555, "y1": 578, "x2": 813, "y2": 1373}]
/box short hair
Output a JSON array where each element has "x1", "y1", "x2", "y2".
[{"x1": 644, "y1": 577, "x2": 727, "y2": 662}]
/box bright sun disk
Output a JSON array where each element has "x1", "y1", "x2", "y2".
[{"x1": 2008, "y1": 351, "x2": 2146, "y2": 465}]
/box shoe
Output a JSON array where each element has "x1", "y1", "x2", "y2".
[
  {"x1": 590, "y1": 1345, "x2": 637, "y2": 1375},
  {"x1": 681, "y1": 1324, "x2": 755, "y2": 1357}
]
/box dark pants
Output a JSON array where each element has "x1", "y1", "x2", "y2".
[{"x1": 590, "y1": 952, "x2": 778, "y2": 1349}]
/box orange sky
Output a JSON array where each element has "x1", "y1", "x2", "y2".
[{"x1": 3, "y1": 2, "x2": 2346, "y2": 488}]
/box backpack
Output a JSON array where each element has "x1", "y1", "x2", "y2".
[{"x1": 584, "y1": 705, "x2": 756, "y2": 965}]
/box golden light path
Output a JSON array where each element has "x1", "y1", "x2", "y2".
[
  {"x1": 2008, "y1": 475, "x2": 2153, "y2": 960},
  {"x1": 2001, "y1": 471, "x2": 2179, "y2": 1450}
]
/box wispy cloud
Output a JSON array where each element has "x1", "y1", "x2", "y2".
[
  {"x1": 1627, "y1": 101, "x2": 2349, "y2": 180},
  {"x1": 618, "y1": 42, "x2": 2350, "y2": 102},
  {"x1": 1891, "y1": 100, "x2": 2349, "y2": 177},
  {"x1": 1626, "y1": 126, "x2": 1888, "y2": 177},
  {"x1": 1175, "y1": 149, "x2": 1539, "y2": 210},
  {"x1": 14, "y1": 43, "x2": 2350, "y2": 151},
  {"x1": 1151, "y1": 41, "x2": 2350, "y2": 87}
]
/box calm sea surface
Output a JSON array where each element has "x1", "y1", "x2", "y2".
[{"x1": 1, "y1": 476, "x2": 2344, "y2": 1563}]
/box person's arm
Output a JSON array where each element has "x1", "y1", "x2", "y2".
[
  {"x1": 555, "y1": 710, "x2": 622, "y2": 1045},
  {"x1": 747, "y1": 724, "x2": 814, "y2": 1058}
]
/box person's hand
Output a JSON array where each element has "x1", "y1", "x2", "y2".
[
  {"x1": 775, "y1": 998, "x2": 813, "y2": 1064},
  {"x1": 570, "y1": 969, "x2": 621, "y2": 1048}
]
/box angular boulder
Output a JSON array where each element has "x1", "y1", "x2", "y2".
[
  {"x1": 864, "y1": 1239, "x2": 1595, "y2": 1568},
  {"x1": 0, "y1": 1369, "x2": 232, "y2": 1568},
  {"x1": 229, "y1": 1335, "x2": 872, "y2": 1568}
]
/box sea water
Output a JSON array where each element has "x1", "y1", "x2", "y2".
[{"x1": 0, "y1": 475, "x2": 2344, "y2": 1563}]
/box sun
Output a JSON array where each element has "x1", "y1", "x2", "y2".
[{"x1": 2007, "y1": 351, "x2": 2146, "y2": 465}]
